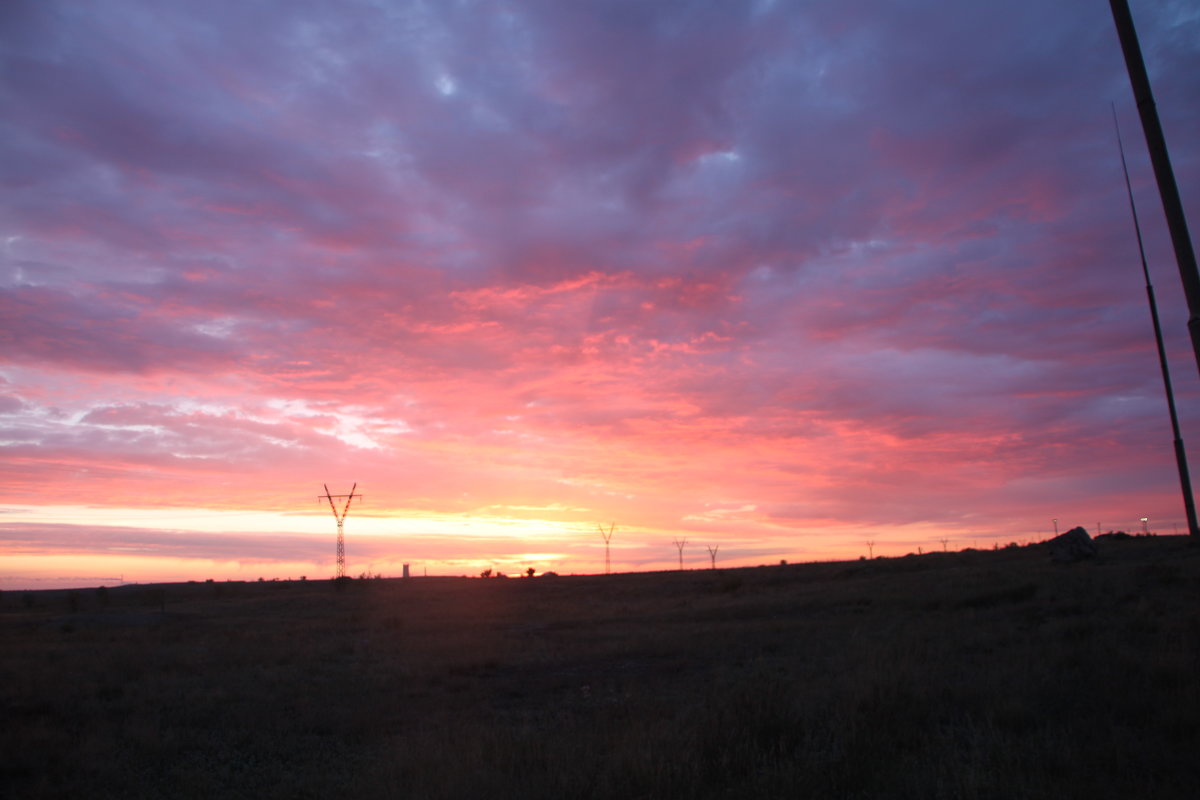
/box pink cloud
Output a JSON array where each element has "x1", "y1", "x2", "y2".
[{"x1": 2, "y1": 0, "x2": 1198, "y2": 587}]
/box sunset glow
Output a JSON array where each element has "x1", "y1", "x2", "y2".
[{"x1": 3, "y1": 0, "x2": 1198, "y2": 589}]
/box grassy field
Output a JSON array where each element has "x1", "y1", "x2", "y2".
[{"x1": 3, "y1": 536, "x2": 1199, "y2": 799}]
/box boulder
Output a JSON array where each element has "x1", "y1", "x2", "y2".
[{"x1": 1048, "y1": 526, "x2": 1097, "y2": 563}]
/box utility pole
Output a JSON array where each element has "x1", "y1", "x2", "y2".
[
  {"x1": 672, "y1": 538, "x2": 688, "y2": 571},
  {"x1": 1109, "y1": 0, "x2": 1200, "y2": 377},
  {"x1": 598, "y1": 523, "x2": 615, "y2": 575},
  {"x1": 866, "y1": 540, "x2": 875, "y2": 559},
  {"x1": 706, "y1": 544, "x2": 719, "y2": 570},
  {"x1": 319, "y1": 483, "x2": 361, "y2": 578}
]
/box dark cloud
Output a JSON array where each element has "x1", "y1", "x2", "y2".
[{"x1": 0, "y1": 285, "x2": 240, "y2": 373}]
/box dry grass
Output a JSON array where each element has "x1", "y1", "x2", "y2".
[{"x1": 3, "y1": 537, "x2": 1199, "y2": 798}]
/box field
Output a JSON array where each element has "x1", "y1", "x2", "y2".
[{"x1": 3, "y1": 537, "x2": 1199, "y2": 799}]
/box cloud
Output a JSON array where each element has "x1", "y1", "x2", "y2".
[
  {"x1": 0, "y1": 522, "x2": 331, "y2": 562},
  {"x1": 1, "y1": 0, "x2": 1198, "y2": 584}
]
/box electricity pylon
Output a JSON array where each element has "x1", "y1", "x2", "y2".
[
  {"x1": 320, "y1": 483, "x2": 361, "y2": 578},
  {"x1": 672, "y1": 537, "x2": 688, "y2": 571},
  {"x1": 598, "y1": 523, "x2": 615, "y2": 574}
]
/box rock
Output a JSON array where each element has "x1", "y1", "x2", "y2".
[{"x1": 1048, "y1": 526, "x2": 1097, "y2": 563}]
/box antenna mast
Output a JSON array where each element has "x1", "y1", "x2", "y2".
[
  {"x1": 320, "y1": 483, "x2": 362, "y2": 578},
  {"x1": 1114, "y1": 112, "x2": 1200, "y2": 538},
  {"x1": 1109, "y1": 0, "x2": 1200, "y2": 377}
]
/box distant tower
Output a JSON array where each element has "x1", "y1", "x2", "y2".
[
  {"x1": 598, "y1": 523, "x2": 615, "y2": 574},
  {"x1": 319, "y1": 483, "x2": 361, "y2": 578},
  {"x1": 672, "y1": 538, "x2": 688, "y2": 571},
  {"x1": 402, "y1": 564, "x2": 410, "y2": 579}
]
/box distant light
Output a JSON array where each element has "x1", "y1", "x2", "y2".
[{"x1": 435, "y1": 74, "x2": 457, "y2": 96}]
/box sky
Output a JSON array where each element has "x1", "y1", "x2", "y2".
[{"x1": 2, "y1": 0, "x2": 1199, "y2": 589}]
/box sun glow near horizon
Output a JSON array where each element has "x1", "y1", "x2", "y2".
[{"x1": 0, "y1": 498, "x2": 1096, "y2": 590}]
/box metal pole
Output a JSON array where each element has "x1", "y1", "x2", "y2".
[
  {"x1": 1109, "y1": 0, "x2": 1200, "y2": 377},
  {"x1": 1115, "y1": 111, "x2": 1200, "y2": 538}
]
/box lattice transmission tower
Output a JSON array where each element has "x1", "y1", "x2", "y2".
[
  {"x1": 598, "y1": 523, "x2": 615, "y2": 575},
  {"x1": 320, "y1": 483, "x2": 361, "y2": 578},
  {"x1": 672, "y1": 537, "x2": 688, "y2": 571}
]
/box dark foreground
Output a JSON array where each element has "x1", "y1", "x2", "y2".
[{"x1": 3, "y1": 538, "x2": 1199, "y2": 799}]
